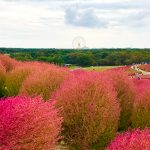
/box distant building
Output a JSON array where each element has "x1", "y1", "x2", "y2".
[
  {"x1": 64, "y1": 64, "x2": 72, "y2": 67},
  {"x1": 82, "y1": 46, "x2": 89, "y2": 49}
]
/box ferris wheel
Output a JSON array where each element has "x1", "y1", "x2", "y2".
[
  {"x1": 72, "y1": 36, "x2": 86, "y2": 49},
  {"x1": 71, "y1": 1, "x2": 87, "y2": 49}
]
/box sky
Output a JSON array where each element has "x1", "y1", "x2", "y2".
[{"x1": 0, "y1": 0, "x2": 150, "y2": 48}]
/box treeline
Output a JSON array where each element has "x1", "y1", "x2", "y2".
[{"x1": 0, "y1": 48, "x2": 150, "y2": 66}]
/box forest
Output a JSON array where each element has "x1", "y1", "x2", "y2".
[{"x1": 0, "y1": 48, "x2": 150, "y2": 66}]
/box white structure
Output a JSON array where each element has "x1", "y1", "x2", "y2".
[{"x1": 72, "y1": 36, "x2": 86, "y2": 49}]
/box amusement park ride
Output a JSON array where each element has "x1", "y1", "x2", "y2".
[
  {"x1": 72, "y1": 36, "x2": 86, "y2": 49},
  {"x1": 72, "y1": 0, "x2": 87, "y2": 50}
]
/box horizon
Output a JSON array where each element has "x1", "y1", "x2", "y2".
[
  {"x1": 0, "y1": 0, "x2": 150, "y2": 48},
  {"x1": 0, "y1": 47, "x2": 150, "y2": 50}
]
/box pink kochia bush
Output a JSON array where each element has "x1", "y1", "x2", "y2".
[
  {"x1": 0, "y1": 54, "x2": 18, "y2": 72},
  {"x1": 139, "y1": 64, "x2": 150, "y2": 72},
  {"x1": 132, "y1": 79, "x2": 150, "y2": 128},
  {"x1": 0, "y1": 61, "x2": 6, "y2": 97},
  {"x1": 0, "y1": 96, "x2": 62, "y2": 150},
  {"x1": 20, "y1": 64, "x2": 70, "y2": 101},
  {"x1": 107, "y1": 129, "x2": 150, "y2": 150},
  {"x1": 53, "y1": 72, "x2": 120, "y2": 150},
  {"x1": 105, "y1": 70, "x2": 136, "y2": 130}
]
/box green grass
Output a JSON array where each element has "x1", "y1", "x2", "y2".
[
  {"x1": 83, "y1": 66, "x2": 120, "y2": 72},
  {"x1": 68, "y1": 65, "x2": 78, "y2": 69},
  {"x1": 68, "y1": 66, "x2": 121, "y2": 72}
]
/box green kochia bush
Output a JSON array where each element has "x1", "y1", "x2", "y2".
[
  {"x1": 53, "y1": 72, "x2": 120, "y2": 150},
  {"x1": 5, "y1": 64, "x2": 33, "y2": 96},
  {"x1": 0, "y1": 96, "x2": 62, "y2": 150},
  {"x1": 105, "y1": 70, "x2": 136, "y2": 131}
]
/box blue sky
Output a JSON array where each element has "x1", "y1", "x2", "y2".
[{"x1": 0, "y1": 0, "x2": 150, "y2": 48}]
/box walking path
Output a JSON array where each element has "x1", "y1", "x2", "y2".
[{"x1": 131, "y1": 65, "x2": 150, "y2": 75}]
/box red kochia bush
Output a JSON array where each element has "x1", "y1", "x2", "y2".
[
  {"x1": 132, "y1": 79, "x2": 150, "y2": 128},
  {"x1": 20, "y1": 64, "x2": 70, "y2": 101},
  {"x1": 0, "y1": 96, "x2": 62, "y2": 150},
  {"x1": 0, "y1": 54, "x2": 18, "y2": 72},
  {"x1": 105, "y1": 70, "x2": 136, "y2": 130},
  {"x1": 53, "y1": 72, "x2": 120, "y2": 150},
  {"x1": 107, "y1": 129, "x2": 150, "y2": 150}
]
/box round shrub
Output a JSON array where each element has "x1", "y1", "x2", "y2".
[
  {"x1": 0, "y1": 54, "x2": 18, "y2": 72},
  {"x1": 139, "y1": 64, "x2": 150, "y2": 72},
  {"x1": 20, "y1": 65, "x2": 70, "y2": 101},
  {"x1": 0, "y1": 96, "x2": 62, "y2": 150},
  {"x1": 107, "y1": 129, "x2": 150, "y2": 150},
  {"x1": 132, "y1": 79, "x2": 150, "y2": 128},
  {"x1": 53, "y1": 72, "x2": 120, "y2": 150},
  {"x1": 5, "y1": 64, "x2": 33, "y2": 96},
  {"x1": 105, "y1": 70, "x2": 136, "y2": 130},
  {"x1": 133, "y1": 78, "x2": 150, "y2": 92},
  {"x1": 0, "y1": 61, "x2": 6, "y2": 97}
]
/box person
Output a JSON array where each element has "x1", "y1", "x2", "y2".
[{"x1": 136, "y1": 73, "x2": 141, "y2": 80}]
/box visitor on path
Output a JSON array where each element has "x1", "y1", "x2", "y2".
[{"x1": 136, "y1": 73, "x2": 141, "y2": 80}]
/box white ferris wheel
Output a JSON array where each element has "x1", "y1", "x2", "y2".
[{"x1": 72, "y1": 36, "x2": 86, "y2": 49}]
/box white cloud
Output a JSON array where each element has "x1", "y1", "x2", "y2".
[
  {"x1": 64, "y1": 0, "x2": 150, "y2": 28},
  {"x1": 0, "y1": 0, "x2": 149, "y2": 48},
  {"x1": 65, "y1": 7, "x2": 108, "y2": 28}
]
